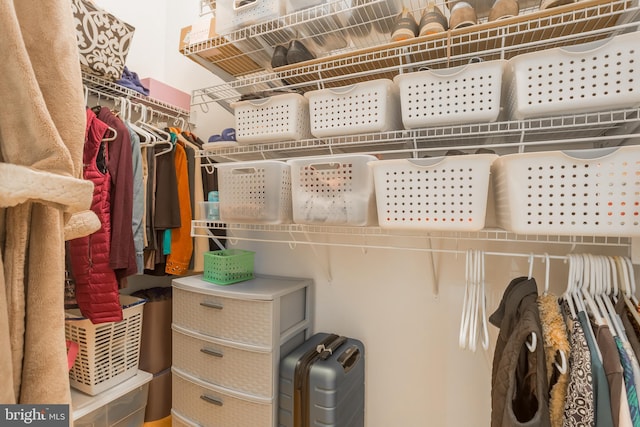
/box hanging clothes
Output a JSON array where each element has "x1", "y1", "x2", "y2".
[
  {"x1": 490, "y1": 277, "x2": 551, "y2": 427},
  {"x1": 125, "y1": 123, "x2": 144, "y2": 274},
  {"x1": 165, "y1": 142, "x2": 193, "y2": 275},
  {"x1": 594, "y1": 323, "x2": 626, "y2": 427},
  {"x1": 614, "y1": 336, "x2": 640, "y2": 426},
  {"x1": 577, "y1": 310, "x2": 614, "y2": 427},
  {"x1": 68, "y1": 109, "x2": 122, "y2": 324},
  {"x1": 562, "y1": 312, "x2": 595, "y2": 426},
  {"x1": 537, "y1": 294, "x2": 571, "y2": 427},
  {"x1": 96, "y1": 107, "x2": 137, "y2": 279}
]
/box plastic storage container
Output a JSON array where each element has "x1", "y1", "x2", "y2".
[
  {"x1": 216, "y1": 160, "x2": 292, "y2": 224},
  {"x1": 215, "y1": 0, "x2": 285, "y2": 35},
  {"x1": 65, "y1": 295, "x2": 146, "y2": 396},
  {"x1": 492, "y1": 146, "x2": 640, "y2": 236},
  {"x1": 305, "y1": 79, "x2": 401, "y2": 138},
  {"x1": 72, "y1": 370, "x2": 152, "y2": 427},
  {"x1": 203, "y1": 249, "x2": 255, "y2": 285},
  {"x1": 369, "y1": 154, "x2": 498, "y2": 231},
  {"x1": 288, "y1": 154, "x2": 378, "y2": 226},
  {"x1": 505, "y1": 31, "x2": 640, "y2": 119},
  {"x1": 394, "y1": 60, "x2": 507, "y2": 128},
  {"x1": 232, "y1": 93, "x2": 312, "y2": 144}
]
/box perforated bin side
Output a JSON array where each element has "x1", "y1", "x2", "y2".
[
  {"x1": 394, "y1": 60, "x2": 507, "y2": 128},
  {"x1": 370, "y1": 154, "x2": 498, "y2": 231},
  {"x1": 217, "y1": 160, "x2": 292, "y2": 224},
  {"x1": 232, "y1": 93, "x2": 311, "y2": 144},
  {"x1": 305, "y1": 79, "x2": 401, "y2": 138},
  {"x1": 505, "y1": 31, "x2": 640, "y2": 120},
  {"x1": 288, "y1": 154, "x2": 378, "y2": 226},
  {"x1": 493, "y1": 146, "x2": 640, "y2": 236}
]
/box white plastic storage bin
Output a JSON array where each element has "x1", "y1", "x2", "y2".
[
  {"x1": 65, "y1": 295, "x2": 145, "y2": 396},
  {"x1": 216, "y1": 160, "x2": 292, "y2": 224},
  {"x1": 493, "y1": 146, "x2": 640, "y2": 236},
  {"x1": 394, "y1": 60, "x2": 507, "y2": 128},
  {"x1": 370, "y1": 154, "x2": 497, "y2": 231},
  {"x1": 288, "y1": 154, "x2": 378, "y2": 226},
  {"x1": 506, "y1": 31, "x2": 640, "y2": 119},
  {"x1": 232, "y1": 93, "x2": 312, "y2": 144},
  {"x1": 72, "y1": 370, "x2": 152, "y2": 427},
  {"x1": 305, "y1": 79, "x2": 401, "y2": 138},
  {"x1": 215, "y1": 0, "x2": 285, "y2": 35}
]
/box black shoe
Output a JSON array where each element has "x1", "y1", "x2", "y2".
[
  {"x1": 286, "y1": 40, "x2": 315, "y2": 65},
  {"x1": 271, "y1": 44, "x2": 288, "y2": 69},
  {"x1": 390, "y1": 8, "x2": 418, "y2": 42}
]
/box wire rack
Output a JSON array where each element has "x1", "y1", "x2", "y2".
[
  {"x1": 187, "y1": 0, "x2": 639, "y2": 110},
  {"x1": 197, "y1": 107, "x2": 640, "y2": 162},
  {"x1": 82, "y1": 72, "x2": 191, "y2": 118}
]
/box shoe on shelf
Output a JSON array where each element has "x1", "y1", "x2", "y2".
[
  {"x1": 539, "y1": 0, "x2": 574, "y2": 10},
  {"x1": 286, "y1": 40, "x2": 316, "y2": 65},
  {"x1": 418, "y1": 2, "x2": 448, "y2": 37},
  {"x1": 488, "y1": 0, "x2": 519, "y2": 21},
  {"x1": 271, "y1": 44, "x2": 288, "y2": 69},
  {"x1": 390, "y1": 7, "x2": 419, "y2": 42},
  {"x1": 449, "y1": 1, "x2": 477, "y2": 30}
]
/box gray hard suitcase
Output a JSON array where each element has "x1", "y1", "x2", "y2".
[{"x1": 278, "y1": 332, "x2": 365, "y2": 427}]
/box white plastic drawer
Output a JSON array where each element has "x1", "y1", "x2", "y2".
[
  {"x1": 172, "y1": 327, "x2": 273, "y2": 398},
  {"x1": 172, "y1": 287, "x2": 273, "y2": 348},
  {"x1": 172, "y1": 368, "x2": 272, "y2": 427}
]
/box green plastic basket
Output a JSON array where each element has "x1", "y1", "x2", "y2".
[{"x1": 203, "y1": 249, "x2": 255, "y2": 285}]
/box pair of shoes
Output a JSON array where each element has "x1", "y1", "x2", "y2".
[
  {"x1": 390, "y1": 4, "x2": 447, "y2": 43},
  {"x1": 271, "y1": 40, "x2": 316, "y2": 69},
  {"x1": 449, "y1": 1, "x2": 477, "y2": 30},
  {"x1": 488, "y1": 0, "x2": 519, "y2": 21}
]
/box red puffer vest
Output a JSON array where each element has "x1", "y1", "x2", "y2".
[{"x1": 68, "y1": 109, "x2": 122, "y2": 323}]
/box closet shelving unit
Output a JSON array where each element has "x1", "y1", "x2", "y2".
[
  {"x1": 186, "y1": 0, "x2": 640, "y2": 262},
  {"x1": 82, "y1": 72, "x2": 191, "y2": 119}
]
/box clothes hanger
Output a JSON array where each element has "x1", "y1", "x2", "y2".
[
  {"x1": 525, "y1": 252, "x2": 537, "y2": 353},
  {"x1": 478, "y1": 250, "x2": 489, "y2": 351},
  {"x1": 600, "y1": 255, "x2": 626, "y2": 339},
  {"x1": 469, "y1": 249, "x2": 479, "y2": 352},
  {"x1": 623, "y1": 257, "x2": 638, "y2": 306},
  {"x1": 543, "y1": 252, "x2": 550, "y2": 295},
  {"x1": 124, "y1": 99, "x2": 154, "y2": 145},
  {"x1": 459, "y1": 249, "x2": 473, "y2": 350},
  {"x1": 540, "y1": 252, "x2": 568, "y2": 374},
  {"x1": 564, "y1": 254, "x2": 578, "y2": 320},
  {"x1": 137, "y1": 107, "x2": 173, "y2": 156}
]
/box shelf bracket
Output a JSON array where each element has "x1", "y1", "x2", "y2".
[{"x1": 302, "y1": 230, "x2": 333, "y2": 283}]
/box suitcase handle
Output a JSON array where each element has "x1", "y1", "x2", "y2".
[
  {"x1": 200, "y1": 347, "x2": 224, "y2": 358},
  {"x1": 337, "y1": 345, "x2": 362, "y2": 373},
  {"x1": 318, "y1": 336, "x2": 347, "y2": 360},
  {"x1": 200, "y1": 301, "x2": 223, "y2": 310},
  {"x1": 200, "y1": 394, "x2": 223, "y2": 406}
]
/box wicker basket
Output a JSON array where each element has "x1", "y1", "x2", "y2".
[{"x1": 65, "y1": 295, "x2": 146, "y2": 395}]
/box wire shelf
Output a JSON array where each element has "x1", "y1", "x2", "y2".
[
  {"x1": 191, "y1": 220, "x2": 633, "y2": 252},
  {"x1": 188, "y1": 0, "x2": 639, "y2": 110},
  {"x1": 197, "y1": 107, "x2": 640, "y2": 162},
  {"x1": 82, "y1": 72, "x2": 191, "y2": 117}
]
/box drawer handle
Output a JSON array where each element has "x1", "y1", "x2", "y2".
[
  {"x1": 200, "y1": 347, "x2": 224, "y2": 358},
  {"x1": 200, "y1": 394, "x2": 223, "y2": 407},
  {"x1": 200, "y1": 301, "x2": 223, "y2": 310}
]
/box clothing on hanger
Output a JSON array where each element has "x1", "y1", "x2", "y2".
[{"x1": 594, "y1": 322, "x2": 626, "y2": 427}]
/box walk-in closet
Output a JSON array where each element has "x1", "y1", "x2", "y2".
[{"x1": 1, "y1": 0, "x2": 639, "y2": 426}]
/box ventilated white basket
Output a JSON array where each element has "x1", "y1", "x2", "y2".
[
  {"x1": 216, "y1": 160, "x2": 292, "y2": 224},
  {"x1": 232, "y1": 93, "x2": 312, "y2": 144},
  {"x1": 370, "y1": 154, "x2": 497, "y2": 231},
  {"x1": 394, "y1": 60, "x2": 507, "y2": 128},
  {"x1": 216, "y1": 0, "x2": 284, "y2": 35},
  {"x1": 305, "y1": 79, "x2": 401, "y2": 138},
  {"x1": 506, "y1": 31, "x2": 640, "y2": 120},
  {"x1": 65, "y1": 295, "x2": 145, "y2": 396},
  {"x1": 288, "y1": 154, "x2": 378, "y2": 226},
  {"x1": 493, "y1": 146, "x2": 640, "y2": 236}
]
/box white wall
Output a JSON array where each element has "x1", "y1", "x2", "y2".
[{"x1": 92, "y1": 0, "x2": 234, "y2": 139}]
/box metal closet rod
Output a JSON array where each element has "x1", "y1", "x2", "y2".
[{"x1": 219, "y1": 233, "x2": 579, "y2": 261}]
